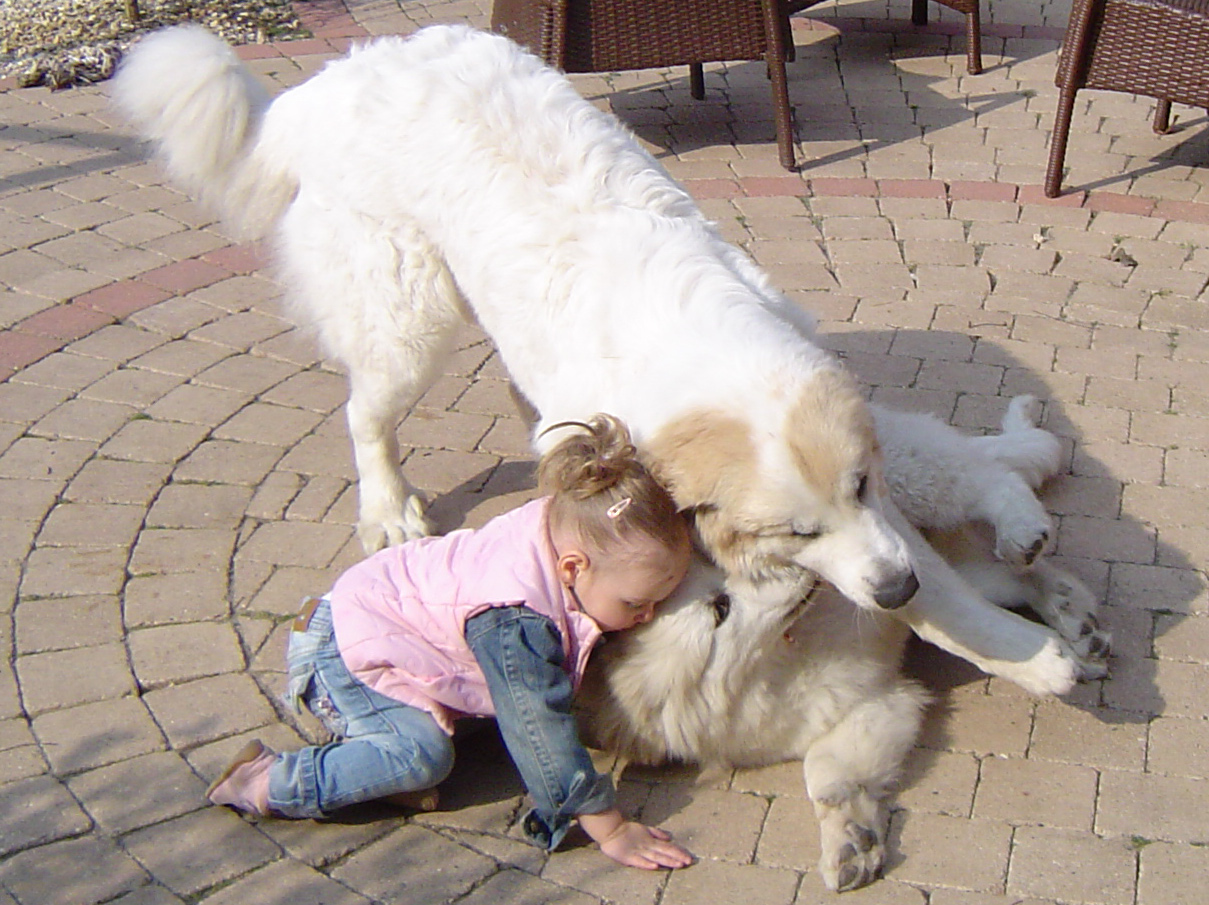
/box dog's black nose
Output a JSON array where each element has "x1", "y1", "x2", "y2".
[{"x1": 873, "y1": 571, "x2": 919, "y2": 610}]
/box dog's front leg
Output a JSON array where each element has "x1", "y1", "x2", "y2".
[{"x1": 884, "y1": 502, "x2": 1081, "y2": 696}]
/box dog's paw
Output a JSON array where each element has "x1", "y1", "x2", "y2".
[
  {"x1": 1032, "y1": 565, "x2": 1111, "y2": 679},
  {"x1": 1007, "y1": 635, "x2": 1081, "y2": 697},
  {"x1": 357, "y1": 495, "x2": 432, "y2": 554},
  {"x1": 814, "y1": 784, "x2": 886, "y2": 893},
  {"x1": 994, "y1": 513, "x2": 1053, "y2": 567}
]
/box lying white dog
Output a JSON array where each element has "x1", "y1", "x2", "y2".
[
  {"x1": 114, "y1": 25, "x2": 1101, "y2": 703},
  {"x1": 580, "y1": 397, "x2": 1107, "y2": 891}
]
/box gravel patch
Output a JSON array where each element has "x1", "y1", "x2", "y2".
[{"x1": 0, "y1": 0, "x2": 309, "y2": 88}]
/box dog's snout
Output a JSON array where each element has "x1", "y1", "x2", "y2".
[{"x1": 873, "y1": 571, "x2": 919, "y2": 610}]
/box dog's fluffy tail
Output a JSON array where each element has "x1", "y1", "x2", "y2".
[{"x1": 112, "y1": 25, "x2": 295, "y2": 238}]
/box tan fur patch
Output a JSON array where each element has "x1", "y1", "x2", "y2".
[
  {"x1": 645, "y1": 410, "x2": 757, "y2": 511},
  {"x1": 785, "y1": 368, "x2": 876, "y2": 505}
]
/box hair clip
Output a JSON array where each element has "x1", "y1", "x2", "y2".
[{"x1": 607, "y1": 497, "x2": 632, "y2": 519}]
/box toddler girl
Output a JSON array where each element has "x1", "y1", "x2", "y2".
[{"x1": 207, "y1": 413, "x2": 695, "y2": 870}]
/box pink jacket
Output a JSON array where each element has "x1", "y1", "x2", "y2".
[{"x1": 329, "y1": 498, "x2": 603, "y2": 734}]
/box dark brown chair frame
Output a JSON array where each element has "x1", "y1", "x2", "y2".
[{"x1": 1045, "y1": 0, "x2": 1209, "y2": 197}]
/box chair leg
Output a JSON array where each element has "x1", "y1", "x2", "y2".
[
  {"x1": 690, "y1": 62, "x2": 705, "y2": 100},
  {"x1": 965, "y1": 5, "x2": 983, "y2": 75},
  {"x1": 1045, "y1": 86, "x2": 1078, "y2": 197},
  {"x1": 912, "y1": 0, "x2": 928, "y2": 26},
  {"x1": 769, "y1": 57, "x2": 795, "y2": 170},
  {"x1": 1153, "y1": 99, "x2": 1172, "y2": 133}
]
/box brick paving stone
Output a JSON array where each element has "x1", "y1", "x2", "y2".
[
  {"x1": 195, "y1": 858, "x2": 374, "y2": 905},
  {"x1": 328, "y1": 825, "x2": 497, "y2": 903},
  {"x1": 541, "y1": 844, "x2": 669, "y2": 905},
  {"x1": 174, "y1": 438, "x2": 287, "y2": 484},
  {"x1": 973, "y1": 757, "x2": 1098, "y2": 829},
  {"x1": 122, "y1": 809, "x2": 282, "y2": 898},
  {"x1": 1147, "y1": 715, "x2": 1209, "y2": 777},
  {"x1": 0, "y1": 774, "x2": 91, "y2": 856},
  {"x1": 32, "y1": 696, "x2": 165, "y2": 775},
  {"x1": 918, "y1": 694, "x2": 1034, "y2": 757},
  {"x1": 37, "y1": 501, "x2": 146, "y2": 548},
  {"x1": 1029, "y1": 703, "x2": 1148, "y2": 772},
  {"x1": 143, "y1": 673, "x2": 279, "y2": 748},
  {"x1": 1007, "y1": 827, "x2": 1137, "y2": 905},
  {"x1": 30, "y1": 397, "x2": 136, "y2": 443},
  {"x1": 888, "y1": 812, "x2": 1013, "y2": 891},
  {"x1": 15, "y1": 593, "x2": 123, "y2": 653},
  {"x1": 213, "y1": 402, "x2": 323, "y2": 446},
  {"x1": 20, "y1": 545, "x2": 131, "y2": 598},
  {"x1": 65, "y1": 458, "x2": 173, "y2": 506},
  {"x1": 67, "y1": 750, "x2": 206, "y2": 834},
  {"x1": 0, "y1": 836, "x2": 147, "y2": 905},
  {"x1": 144, "y1": 383, "x2": 252, "y2": 425},
  {"x1": 1138, "y1": 841, "x2": 1209, "y2": 905},
  {"x1": 147, "y1": 482, "x2": 252, "y2": 530},
  {"x1": 642, "y1": 786, "x2": 768, "y2": 863},
  {"x1": 237, "y1": 520, "x2": 352, "y2": 568},
  {"x1": 129, "y1": 527, "x2": 237, "y2": 577},
  {"x1": 1098, "y1": 769, "x2": 1209, "y2": 843},
  {"x1": 128, "y1": 622, "x2": 246, "y2": 688},
  {"x1": 0, "y1": 476, "x2": 62, "y2": 525},
  {"x1": 662, "y1": 857, "x2": 800, "y2": 905},
  {"x1": 753, "y1": 794, "x2": 821, "y2": 871},
  {"x1": 896, "y1": 748, "x2": 980, "y2": 817}
]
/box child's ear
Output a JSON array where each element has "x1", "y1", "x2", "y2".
[{"x1": 557, "y1": 550, "x2": 589, "y2": 587}]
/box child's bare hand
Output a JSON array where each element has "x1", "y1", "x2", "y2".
[{"x1": 598, "y1": 820, "x2": 695, "y2": 870}]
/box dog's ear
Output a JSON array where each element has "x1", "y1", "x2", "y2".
[{"x1": 645, "y1": 409, "x2": 756, "y2": 511}]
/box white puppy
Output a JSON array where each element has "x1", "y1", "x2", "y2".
[{"x1": 114, "y1": 24, "x2": 1097, "y2": 699}]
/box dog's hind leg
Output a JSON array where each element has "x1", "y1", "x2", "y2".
[
  {"x1": 964, "y1": 395, "x2": 1064, "y2": 565},
  {"x1": 803, "y1": 683, "x2": 925, "y2": 892},
  {"x1": 876, "y1": 397, "x2": 1059, "y2": 567},
  {"x1": 279, "y1": 206, "x2": 466, "y2": 553}
]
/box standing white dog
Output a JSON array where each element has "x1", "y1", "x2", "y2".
[{"x1": 114, "y1": 26, "x2": 1102, "y2": 703}]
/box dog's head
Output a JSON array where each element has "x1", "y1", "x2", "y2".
[{"x1": 647, "y1": 366, "x2": 918, "y2": 611}]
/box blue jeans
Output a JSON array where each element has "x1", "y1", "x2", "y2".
[{"x1": 269, "y1": 598, "x2": 455, "y2": 818}]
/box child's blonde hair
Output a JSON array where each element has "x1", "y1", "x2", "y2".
[{"x1": 539, "y1": 413, "x2": 685, "y2": 558}]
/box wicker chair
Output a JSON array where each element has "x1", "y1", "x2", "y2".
[
  {"x1": 1045, "y1": 0, "x2": 1209, "y2": 197},
  {"x1": 492, "y1": 0, "x2": 798, "y2": 168}
]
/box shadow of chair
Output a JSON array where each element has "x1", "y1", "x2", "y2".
[
  {"x1": 1044, "y1": 0, "x2": 1209, "y2": 196},
  {"x1": 491, "y1": 0, "x2": 985, "y2": 172},
  {"x1": 784, "y1": 0, "x2": 983, "y2": 75}
]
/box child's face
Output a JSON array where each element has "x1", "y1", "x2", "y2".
[{"x1": 562, "y1": 531, "x2": 691, "y2": 632}]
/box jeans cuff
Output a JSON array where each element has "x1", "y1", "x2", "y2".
[{"x1": 520, "y1": 769, "x2": 616, "y2": 851}]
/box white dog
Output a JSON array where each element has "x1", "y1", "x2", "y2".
[
  {"x1": 114, "y1": 25, "x2": 1101, "y2": 702},
  {"x1": 579, "y1": 397, "x2": 1107, "y2": 891}
]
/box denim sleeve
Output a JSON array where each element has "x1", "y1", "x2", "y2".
[{"x1": 465, "y1": 606, "x2": 615, "y2": 851}]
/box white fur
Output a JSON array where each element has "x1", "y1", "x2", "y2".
[
  {"x1": 114, "y1": 26, "x2": 1095, "y2": 711},
  {"x1": 580, "y1": 402, "x2": 1108, "y2": 890}
]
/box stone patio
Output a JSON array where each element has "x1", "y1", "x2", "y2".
[{"x1": 2, "y1": 0, "x2": 1209, "y2": 903}]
